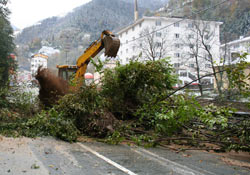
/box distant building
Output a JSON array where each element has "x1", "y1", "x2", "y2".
[
  {"x1": 215, "y1": 36, "x2": 250, "y2": 91},
  {"x1": 220, "y1": 36, "x2": 250, "y2": 64},
  {"x1": 30, "y1": 54, "x2": 48, "y2": 76},
  {"x1": 116, "y1": 16, "x2": 222, "y2": 86}
]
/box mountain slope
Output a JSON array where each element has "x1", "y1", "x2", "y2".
[{"x1": 15, "y1": 0, "x2": 169, "y2": 46}]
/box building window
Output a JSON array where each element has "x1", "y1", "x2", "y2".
[
  {"x1": 205, "y1": 54, "x2": 212, "y2": 60},
  {"x1": 205, "y1": 64, "x2": 211, "y2": 68},
  {"x1": 156, "y1": 52, "x2": 160, "y2": 57},
  {"x1": 189, "y1": 63, "x2": 195, "y2": 68},
  {"x1": 175, "y1": 33, "x2": 180, "y2": 38},
  {"x1": 126, "y1": 31, "x2": 128, "y2": 35},
  {"x1": 188, "y1": 23, "x2": 194, "y2": 28},
  {"x1": 156, "y1": 32, "x2": 162, "y2": 37},
  {"x1": 231, "y1": 52, "x2": 240, "y2": 62},
  {"x1": 139, "y1": 23, "x2": 142, "y2": 28},
  {"x1": 140, "y1": 43, "x2": 142, "y2": 47},
  {"x1": 133, "y1": 46, "x2": 135, "y2": 51},
  {"x1": 190, "y1": 54, "x2": 195, "y2": 58},
  {"x1": 174, "y1": 22, "x2": 179, "y2": 27},
  {"x1": 156, "y1": 42, "x2": 162, "y2": 47},
  {"x1": 132, "y1": 27, "x2": 135, "y2": 31},
  {"x1": 175, "y1": 53, "x2": 180, "y2": 57},
  {"x1": 156, "y1": 20, "x2": 161, "y2": 26},
  {"x1": 126, "y1": 40, "x2": 128, "y2": 44},
  {"x1": 189, "y1": 44, "x2": 194, "y2": 49},
  {"x1": 204, "y1": 35, "x2": 209, "y2": 40},
  {"x1": 120, "y1": 34, "x2": 122, "y2": 38},
  {"x1": 126, "y1": 49, "x2": 128, "y2": 53},
  {"x1": 175, "y1": 44, "x2": 180, "y2": 48},
  {"x1": 174, "y1": 63, "x2": 180, "y2": 68},
  {"x1": 126, "y1": 57, "x2": 129, "y2": 62},
  {"x1": 206, "y1": 45, "x2": 211, "y2": 50},
  {"x1": 234, "y1": 44, "x2": 239, "y2": 49},
  {"x1": 188, "y1": 34, "x2": 194, "y2": 39},
  {"x1": 206, "y1": 24, "x2": 210, "y2": 30},
  {"x1": 180, "y1": 72, "x2": 187, "y2": 77},
  {"x1": 120, "y1": 51, "x2": 123, "y2": 55},
  {"x1": 132, "y1": 37, "x2": 135, "y2": 40}
]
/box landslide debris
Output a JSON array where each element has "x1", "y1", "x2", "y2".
[
  {"x1": 31, "y1": 59, "x2": 250, "y2": 152},
  {"x1": 35, "y1": 67, "x2": 69, "y2": 107}
]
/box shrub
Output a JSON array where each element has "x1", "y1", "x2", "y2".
[
  {"x1": 101, "y1": 59, "x2": 177, "y2": 119},
  {"x1": 21, "y1": 108, "x2": 78, "y2": 142},
  {"x1": 55, "y1": 84, "x2": 119, "y2": 138},
  {"x1": 136, "y1": 95, "x2": 200, "y2": 134}
]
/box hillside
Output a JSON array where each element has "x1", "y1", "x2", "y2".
[
  {"x1": 15, "y1": 0, "x2": 168, "y2": 45},
  {"x1": 15, "y1": 0, "x2": 169, "y2": 70}
]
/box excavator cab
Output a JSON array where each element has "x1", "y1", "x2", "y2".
[
  {"x1": 57, "y1": 30, "x2": 120, "y2": 82},
  {"x1": 57, "y1": 65, "x2": 77, "y2": 81}
]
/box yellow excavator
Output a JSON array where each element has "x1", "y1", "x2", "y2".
[
  {"x1": 35, "y1": 30, "x2": 120, "y2": 107},
  {"x1": 56, "y1": 30, "x2": 120, "y2": 82}
]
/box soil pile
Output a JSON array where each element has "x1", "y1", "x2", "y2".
[{"x1": 35, "y1": 67, "x2": 69, "y2": 107}]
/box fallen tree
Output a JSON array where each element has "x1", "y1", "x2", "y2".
[{"x1": 1, "y1": 59, "x2": 249, "y2": 151}]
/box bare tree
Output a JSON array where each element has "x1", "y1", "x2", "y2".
[
  {"x1": 182, "y1": 17, "x2": 221, "y2": 95},
  {"x1": 136, "y1": 27, "x2": 169, "y2": 61}
]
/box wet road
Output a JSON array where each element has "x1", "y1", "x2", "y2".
[{"x1": 0, "y1": 137, "x2": 249, "y2": 175}]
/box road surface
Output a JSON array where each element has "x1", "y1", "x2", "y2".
[{"x1": 0, "y1": 136, "x2": 249, "y2": 175}]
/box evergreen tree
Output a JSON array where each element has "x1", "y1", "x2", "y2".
[{"x1": 0, "y1": 0, "x2": 15, "y2": 87}]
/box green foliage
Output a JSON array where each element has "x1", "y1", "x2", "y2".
[
  {"x1": 137, "y1": 95, "x2": 200, "y2": 135},
  {"x1": 101, "y1": 59, "x2": 177, "y2": 118},
  {"x1": 56, "y1": 84, "x2": 106, "y2": 122},
  {"x1": 105, "y1": 131, "x2": 125, "y2": 145},
  {"x1": 0, "y1": 87, "x2": 9, "y2": 108},
  {"x1": 198, "y1": 104, "x2": 230, "y2": 130},
  {"x1": 226, "y1": 53, "x2": 250, "y2": 98},
  {"x1": 0, "y1": 0, "x2": 15, "y2": 87},
  {"x1": 55, "y1": 84, "x2": 117, "y2": 138},
  {"x1": 0, "y1": 108, "x2": 78, "y2": 142},
  {"x1": 227, "y1": 120, "x2": 250, "y2": 152},
  {"x1": 131, "y1": 134, "x2": 157, "y2": 147},
  {"x1": 22, "y1": 108, "x2": 78, "y2": 142}
]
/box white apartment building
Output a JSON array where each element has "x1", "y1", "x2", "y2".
[
  {"x1": 30, "y1": 54, "x2": 48, "y2": 76},
  {"x1": 221, "y1": 36, "x2": 250, "y2": 64},
  {"x1": 117, "y1": 16, "x2": 222, "y2": 85}
]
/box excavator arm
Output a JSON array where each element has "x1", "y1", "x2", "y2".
[
  {"x1": 75, "y1": 30, "x2": 120, "y2": 81},
  {"x1": 57, "y1": 30, "x2": 120, "y2": 82}
]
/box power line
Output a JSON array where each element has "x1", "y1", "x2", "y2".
[{"x1": 122, "y1": 0, "x2": 231, "y2": 45}]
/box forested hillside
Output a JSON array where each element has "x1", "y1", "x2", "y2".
[
  {"x1": 15, "y1": 0, "x2": 169, "y2": 70},
  {"x1": 16, "y1": 0, "x2": 168, "y2": 45}
]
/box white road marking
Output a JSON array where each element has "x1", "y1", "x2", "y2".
[
  {"x1": 131, "y1": 147, "x2": 216, "y2": 175},
  {"x1": 77, "y1": 143, "x2": 138, "y2": 175}
]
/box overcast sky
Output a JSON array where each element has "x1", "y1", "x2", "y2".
[{"x1": 8, "y1": 0, "x2": 92, "y2": 29}]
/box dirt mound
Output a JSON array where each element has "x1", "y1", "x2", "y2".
[{"x1": 35, "y1": 67, "x2": 69, "y2": 107}]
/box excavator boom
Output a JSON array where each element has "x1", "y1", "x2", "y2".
[{"x1": 57, "y1": 30, "x2": 120, "y2": 82}]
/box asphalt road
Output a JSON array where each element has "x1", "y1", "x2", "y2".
[{"x1": 0, "y1": 137, "x2": 249, "y2": 175}]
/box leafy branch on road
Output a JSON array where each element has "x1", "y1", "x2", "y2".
[{"x1": 0, "y1": 58, "x2": 249, "y2": 151}]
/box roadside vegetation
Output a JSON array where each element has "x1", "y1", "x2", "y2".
[{"x1": 1, "y1": 58, "x2": 249, "y2": 152}]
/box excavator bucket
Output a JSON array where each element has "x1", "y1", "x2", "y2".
[{"x1": 103, "y1": 35, "x2": 120, "y2": 58}]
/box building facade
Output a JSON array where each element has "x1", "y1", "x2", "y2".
[
  {"x1": 117, "y1": 16, "x2": 222, "y2": 85},
  {"x1": 30, "y1": 54, "x2": 48, "y2": 76},
  {"x1": 220, "y1": 36, "x2": 250, "y2": 64}
]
